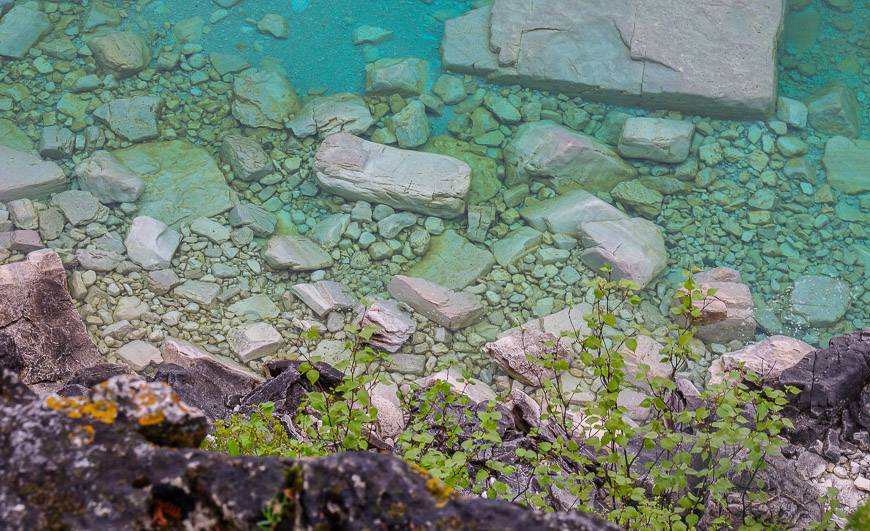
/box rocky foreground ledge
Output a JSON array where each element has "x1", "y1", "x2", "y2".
[{"x1": 0, "y1": 369, "x2": 612, "y2": 530}]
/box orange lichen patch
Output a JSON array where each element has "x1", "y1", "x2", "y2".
[
  {"x1": 68, "y1": 424, "x2": 96, "y2": 447},
  {"x1": 138, "y1": 411, "x2": 166, "y2": 427},
  {"x1": 407, "y1": 463, "x2": 456, "y2": 506},
  {"x1": 45, "y1": 396, "x2": 118, "y2": 424},
  {"x1": 152, "y1": 498, "x2": 182, "y2": 527}
]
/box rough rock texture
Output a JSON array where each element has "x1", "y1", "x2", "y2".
[
  {"x1": 504, "y1": 121, "x2": 636, "y2": 192},
  {"x1": 75, "y1": 150, "x2": 144, "y2": 204},
  {"x1": 690, "y1": 267, "x2": 756, "y2": 344},
  {"x1": 113, "y1": 141, "x2": 237, "y2": 228},
  {"x1": 806, "y1": 83, "x2": 861, "y2": 138},
  {"x1": 359, "y1": 300, "x2": 416, "y2": 353},
  {"x1": 291, "y1": 280, "x2": 358, "y2": 317},
  {"x1": 618, "y1": 117, "x2": 695, "y2": 163},
  {"x1": 0, "y1": 368, "x2": 614, "y2": 530},
  {"x1": 578, "y1": 217, "x2": 668, "y2": 288},
  {"x1": 0, "y1": 145, "x2": 67, "y2": 202},
  {"x1": 484, "y1": 329, "x2": 568, "y2": 386},
  {"x1": 220, "y1": 134, "x2": 274, "y2": 182},
  {"x1": 287, "y1": 93, "x2": 374, "y2": 138},
  {"x1": 89, "y1": 31, "x2": 151, "y2": 78},
  {"x1": 0, "y1": 250, "x2": 101, "y2": 387},
  {"x1": 124, "y1": 216, "x2": 181, "y2": 271},
  {"x1": 315, "y1": 133, "x2": 472, "y2": 218},
  {"x1": 710, "y1": 335, "x2": 815, "y2": 385},
  {"x1": 365, "y1": 57, "x2": 428, "y2": 96},
  {"x1": 442, "y1": 0, "x2": 784, "y2": 119},
  {"x1": 93, "y1": 96, "x2": 163, "y2": 142},
  {"x1": 822, "y1": 136, "x2": 869, "y2": 195},
  {"x1": 388, "y1": 275, "x2": 484, "y2": 330},
  {"x1": 229, "y1": 322, "x2": 283, "y2": 362},
  {"x1": 407, "y1": 230, "x2": 495, "y2": 290},
  {"x1": 519, "y1": 189, "x2": 626, "y2": 234},
  {"x1": 790, "y1": 275, "x2": 850, "y2": 327},
  {"x1": 263, "y1": 235, "x2": 333, "y2": 271},
  {"x1": 232, "y1": 68, "x2": 300, "y2": 129},
  {"x1": 0, "y1": 5, "x2": 51, "y2": 59}
]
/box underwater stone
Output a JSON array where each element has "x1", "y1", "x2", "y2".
[
  {"x1": 806, "y1": 83, "x2": 861, "y2": 138},
  {"x1": 388, "y1": 275, "x2": 484, "y2": 330},
  {"x1": 174, "y1": 280, "x2": 220, "y2": 307},
  {"x1": 611, "y1": 180, "x2": 663, "y2": 219},
  {"x1": 790, "y1": 275, "x2": 850, "y2": 327},
  {"x1": 93, "y1": 96, "x2": 163, "y2": 142},
  {"x1": 504, "y1": 120, "x2": 636, "y2": 192},
  {"x1": 189, "y1": 217, "x2": 230, "y2": 244},
  {"x1": 407, "y1": 230, "x2": 494, "y2": 290},
  {"x1": 352, "y1": 25, "x2": 393, "y2": 45},
  {"x1": 578, "y1": 217, "x2": 667, "y2": 288},
  {"x1": 257, "y1": 14, "x2": 288, "y2": 39},
  {"x1": 232, "y1": 68, "x2": 300, "y2": 129},
  {"x1": 229, "y1": 202, "x2": 277, "y2": 237},
  {"x1": 89, "y1": 31, "x2": 152, "y2": 79},
  {"x1": 776, "y1": 96, "x2": 808, "y2": 129},
  {"x1": 227, "y1": 294, "x2": 280, "y2": 320},
  {"x1": 484, "y1": 328, "x2": 566, "y2": 386},
  {"x1": 310, "y1": 213, "x2": 351, "y2": 249},
  {"x1": 0, "y1": 5, "x2": 50, "y2": 59},
  {"x1": 389, "y1": 100, "x2": 430, "y2": 148},
  {"x1": 617, "y1": 117, "x2": 695, "y2": 163},
  {"x1": 443, "y1": 0, "x2": 783, "y2": 119},
  {"x1": 0, "y1": 145, "x2": 67, "y2": 202},
  {"x1": 263, "y1": 235, "x2": 333, "y2": 271},
  {"x1": 689, "y1": 267, "x2": 756, "y2": 345},
  {"x1": 365, "y1": 57, "x2": 428, "y2": 96},
  {"x1": 0, "y1": 118, "x2": 34, "y2": 152},
  {"x1": 822, "y1": 136, "x2": 870, "y2": 195},
  {"x1": 432, "y1": 75, "x2": 466, "y2": 104},
  {"x1": 38, "y1": 126, "x2": 75, "y2": 160},
  {"x1": 519, "y1": 189, "x2": 627, "y2": 235},
  {"x1": 358, "y1": 300, "x2": 416, "y2": 353},
  {"x1": 378, "y1": 212, "x2": 418, "y2": 239},
  {"x1": 229, "y1": 322, "x2": 283, "y2": 362},
  {"x1": 124, "y1": 216, "x2": 181, "y2": 271},
  {"x1": 113, "y1": 141, "x2": 237, "y2": 228},
  {"x1": 422, "y1": 136, "x2": 500, "y2": 205},
  {"x1": 76, "y1": 151, "x2": 144, "y2": 205},
  {"x1": 288, "y1": 93, "x2": 374, "y2": 138},
  {"x1": 492, "y1": 226, "x2": 543, "y2": 267},
  {"x1": 220, "y1": 134, "x2": 274, "y2": 182},
  {"x1": 50, "y1": 190, "x2": 101, "y2": 227},
  {"x1": 291, "y1": 280, "x2": 357, "y2": 317},
  {"x1": 209, "y1": 52, "x2": 250, "y2": 76},
  {"x1": 314, "y1": 133, "x2": 471, "y2": 218}
]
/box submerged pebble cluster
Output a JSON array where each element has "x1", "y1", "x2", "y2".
[{"x1": 0, "y1": 0, "x2": 866, "y2": 400}]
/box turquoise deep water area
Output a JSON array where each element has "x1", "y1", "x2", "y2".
[{"x1": 0, "y1": 0, "x2": 867, "y2": 389}]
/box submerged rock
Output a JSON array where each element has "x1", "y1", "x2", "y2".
[
  {"x1": 358, "y1": 300, "x2": 416, "y2": 353},
  {"x1": 443, "y1": 0, "x2": 784, "y2": 119},
  {"x1": 287, "y1": 93, "x2": 374, "y2": 138},
  {"x1": 0, "y1": 249, "x2": 101, "y2": 387},
  {"x1": 0, "y1": 145, "x2": 66, "y2": 202},
  {"x1": 93, "y1": 96, "x2": 163, "y2": 142},
  {"x1": 389, "y1": 100, "x2": 430, "y2": 148},
  {"x1": 291, "y1": 280, "x2": 358, "y2": 317},
  {"x1": 484, "y1": 328, "x2": 568, "y2": 386},
  {"x1": 113, "y1": 141, "x2": 237, "y2": 228},
  {"x1": 220, "y1": 134, "x2": 273, "y2": 182},
  {"x1": 617, "y1": 117, "x2": 695, "y2": 163},
  {"x1": 407, "y1": 230, "x2": 495, "y2": 289},
  {"x1": 229, "y1": 322, "x2": 283, "y2": 362},
  {"x1": 314, "y1": 133, "x2": 471, "y2": 218},
  {"x1": 578, "y1": 217, "x2": 667, "y2": 288},
  {"x1": 790, "y1": 275, "x2": 850, "y2": 327},
  {"x1": 806, "y1": 83, "x2": 861, "y2": 138},
  {"x1": 504, "y1": 121, "x2": 635, "y2": 192},
  {"x1": 365, "y1": 57, "x2": 428, "y2": 96},
  {"x1": 89, "y1": 31, "x2": 151, "y2": 78},
  {"x1": 689, "y1": 267, "x2": 756, "y2": 344},
  {"x1": 124, "y1": 216, "x2": 181, "y2": 271},
  {"x1": 822, "y1": 136, "x2": 869, "y2": 195},
  {"x1": 519, "y1": 189, "x2": 626, "y2": 234},
  {"x1": 0, "y1": 5, "x2": 50, "y2": 59},
  {"x1": 422, "y1": 136, "x2": 500, "y2": 204},
  {"x1": 388, "y1": 275, "x2": 484, "y2": 330},
  {"x1": 232, "y1": 68, "x2": 300, "y2": 129},
  {"x1": 263, "y1": 235, "x2": 333, "y2": 271}
]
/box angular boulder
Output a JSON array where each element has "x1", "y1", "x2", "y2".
[
  {"x1": 89, "y1": 31, "x2": 151, "y2": 78},
  {"x1": 113, "y1": 141, "x2": 237, "y2": 228},
  {"x1": 229, "y1": 322, "x2": 283, "y2": 362},
  {"x1": 291, "y1": 280, "x2": 358, "y2": 317},
  {"x1": 93, "y1": 96, "x2": 163, "y2": 142},
  {"x1": 689, "y1": 267, "x2": 756, "y2": 344},
  {"x1": 790, "y1": 275, "x2": 850, "y2": 327},
  {"x1": 0, "y1": 145, "x2": 67, "y2": 202},
  {"x1": 220, "y1": 134, "x2": 273, "y2": 182},
  {"x1": 388, "y1": 275, "x2": 484, "y2": 330},
  {"x1": 484, "y1": 328, "x2": 568, "y2": 386},
  {"x1": 617, "y1": 117, "x2": 695, "y2": 163},
  {"x1": 75, "y1": 150, "x2": 144, "y2": 204},
  {"x1": 124, "y1": 216, "x2": 181, "y2": 270},
  {"x1": 287, "y1": 93, "x2": 374, "y2": 138},
  {"x1": 442, "y1": 0, "x2": 784, "y2": 119},
  {"x1": 822, "y1": 136, "x2": 869, "y2": 195},
  {"x1": 0, "y1": 249, "x2": 101, "y2": 387},
  {"x1": 232, "y1": 68, "x2": 300, "y2": 129},
  {"x1": 806, "y1": 83, "x2": 861, "y2": 138},
  {"x1": 359, "y1": 300, "x2": 416, "y2": 353},
  {"x1": 519, "y1": 189, "x2": 627, "y2": 234},
  {"x1": 365, "y1": 57, "x2": 427, "y2": 96},
  {"x1": 578, "y1": 217, "x2": 667, "y2": 287},
  {"x1": 711, "y1": 335, "x2": 815, "y2": 385},
  {"x1": 314, "y1": 133, "x2": 472, "y2": 218},
  {"x1": 504, "y1": 121, "x2": 636, "y2": 192},
  {"x1": 0, "y1": 5, "x2": 51, "y2": 59},
  {"x1": 263, "y1": 235, "x2": 333, "y2": 271}
]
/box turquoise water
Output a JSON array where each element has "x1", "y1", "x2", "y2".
[{"x1": 0, "y1": 0, "x2": 866, "y2": 386}]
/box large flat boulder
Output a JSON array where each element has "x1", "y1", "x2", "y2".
[
  {"x1": 442, "y1": 0, "x2": 784, "y2": 119},
  {"x1": 112, "y1": 141, "x2": 237, "y2": 228},
  {"x1": 504, "y1": 121, "x2": 635, "y2": 192},
  {"x1": 232, "y1": 68, "x2": 300, "y2": 129},
  {"x1": 0, "y1": 249, "x2": 101, "y2": 387},
  {"x1": 288, "y1": 93, "x2": 374, "y2": 138},
  {"x1": 0, "y1": 145, "x2": 66, "y2": 202},
  {"x1": 0, "y1": 5, "x2": 51, "y2": 59},
  {"x1": 406, "y1": 230, "x2": 495, "y2": 289},
  {"x1": 314, "y1": 133, "x2": 471, "y2": 218},
  {"x1": 388, "y1": 275, "x2": 484, "y2": 330},
  {"x1": 519, "y1": 189, "x2": 627, "y2": 234},
  {"x1": 578, "y1": 217, "x2": 667, "y2": 288},
  {"x1": 822, "y1": 136, "x2": 869, "y2": 195}
]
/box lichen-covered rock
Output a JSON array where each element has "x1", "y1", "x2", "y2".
[{"x1": 0, "y1": 249, "x2": 101, "y2": 388}]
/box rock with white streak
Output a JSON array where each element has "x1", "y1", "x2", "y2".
[
  {"x1": 264, "y1": 235, "x2": 333, "y2": 271},
  {"x1": 0, "y1": 145, "x2": 67, "y2": 202},
  {"x1": 388, "y1": 275, "x2": 484, "y2": 330},
  {"x1": 75, "y1": 150, "x2": 144, "y2": 204},
  {"x1": 220, "y1": 134, "x2": 274, "y2": 182},
  {"x1": 578, "y1": 217, "x2": 667, "y2": 287},
  {"x1": 358, "y1": 300, "x2": 416, "y2": 353},
  {"x1": 618, "y1": 117, "x2": 695, "y2": 163},
  {"x1": 484, "y1": 328, "x2": 568, "y2": 386},
  {"x1": 291, "y1": 280, "x2": 358, "y2": 317},
  {"x1": 314, "y1": 133, "x2": 471, "y2": 218},
  {"x1": 504, "y1": 121, "x2": 635, "y2": 192},
  {"x1": 229, "y1": 322, "x2": 283, "y2": 362},
  {"x1": 124, "y1": 216, "x2": 181, "y2": 270},
  {"x1": 287, "y1": 93, "x2": 374, "y2": 138}
]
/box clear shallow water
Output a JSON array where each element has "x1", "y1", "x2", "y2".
[{"x1": 0, "y1": 0, "x2": 867, "y2": 387}]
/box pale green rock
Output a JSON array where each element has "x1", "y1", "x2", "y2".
[
  {"x1": 389, "y1": 100, "x2": 429, "y2": 148},
  {"x1": 493, "y1": 226, "x2": 543, "y2": 267},
  {"x1": 232, "y1": 69, "x2": 300, "y2": 129},
  {"x1": 483, "y1": 92, "x2": 521, "y2": 123},
  {"x1": 0, "y1": 6, "x2": 50, "y2": 59},
  {"x1": 432, "y1": 75, "x2": 465, "y2": 104},
  {"x1": 352, "y1": 25, "x2": 392, "y2": 45},
  {"x1": 365, "y1": 57, "x2": 427, "y2": 96},
  {"x1": 227, "y1": 294, "x2": 281, "y2": 320},
  {"x1": 806, "y1": 83, "x2": 861, "y2": 138},
  {"x1": 822, "y1": 136, "x2": 870, "y2": 195},
  {"x1": 210, "y1": 52, "x2": 250, "y2": 76},
  {"x1": 611, "y1": 180, "x2": 663, "y2": 219},
  {"x1": 408, "y1": 230, "x2": 495, "y2": 289},
  {"x1": 257, "y1": 14, "x2": 288, "y2": 39},
  {"x1": 113, "y1": 141, "x2": 237, "y2": 228},
  {"x1": 422, "y1": 136, "x2": 500, "y2": 204},
  {"x1": 790, "y1": 275, "x2": 850, "y2": 327},
  {"x1": 0, "y1": 119, "x2": 33, "y2": 152}
]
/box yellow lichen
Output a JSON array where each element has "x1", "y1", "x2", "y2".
[
  {"x1": 408, "y1": 463, "x2": 455, "y2": 506},
  {"x1": 45, "y1": 396, "x2": 117, "y2": 424},
  {"x1": 138, "y1": 411, "x2": 166, "y2": 427}
]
